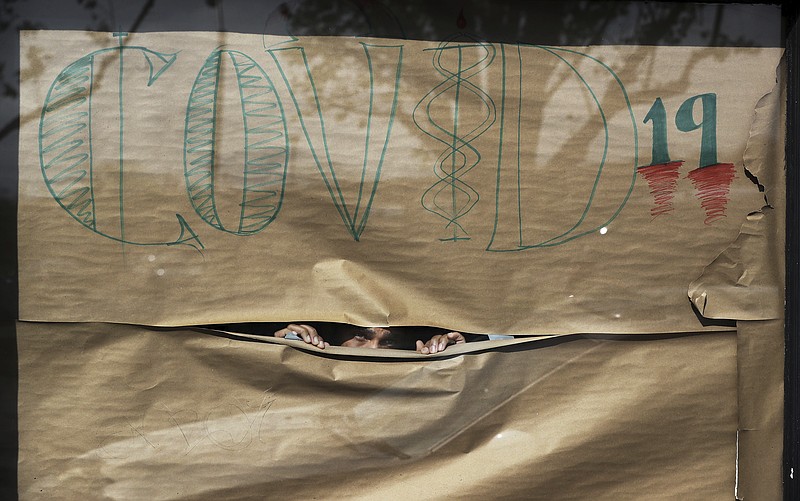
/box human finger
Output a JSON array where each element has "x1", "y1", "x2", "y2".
[
  {"x1": 298, "y1": 324, "x2": 322, "y2": 347},
  {"x1": 284, "y1": 324, "x2": 311, "y2": 343},
  {"x1": 427, "y1": 335, "x2": 445, "y2": 354},
  {"x1": 274, "y1": 325, "x2": 298, "y2": 338},
  {"x1": 297, "y1": 324, "x2": 327, "y2": 349},
  {"x1": 416, "y1": 339, "x2": 429, "y2": 354},
  {"x1": 435, "y1": 332, "x2": 465, "y2": 352},
  {"x1": 283, "y1": 324, "x2": 322, "y2": 348},
  {"x1": 446, "y1": 332, "x2": 466, "y2": 344}
]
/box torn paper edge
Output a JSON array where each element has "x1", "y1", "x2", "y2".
[{"x1": 688, "y1": 53, "x2": 786, "y2": 321}]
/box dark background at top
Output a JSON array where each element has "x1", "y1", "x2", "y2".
[{"x1": 0, "y1": 1, "x2": 795, "y2": 498}]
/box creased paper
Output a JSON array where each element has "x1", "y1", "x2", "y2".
[
  {"x1": 18, "y1": 322, "x2": 737, "y2": 500},
  {"x1": 17, "y1": 31, "x2": 782, "y2": 334},
  {"x1": 16, "y1": 29, "x2": 787, "y2": 500},
  {"x1": 688, "y1": 57, "x2": 785, "y2": 321}
]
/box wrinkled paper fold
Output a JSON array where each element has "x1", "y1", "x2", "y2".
[
  {"x1": 16, "y1": 30, "x2": 787, "y2": 500},
  {"x1": 18, "y1": 322, "x2": 738, "y2": 500},
  {"x1": 18, "y1": 31, "x2": 783, "y2": 333}
]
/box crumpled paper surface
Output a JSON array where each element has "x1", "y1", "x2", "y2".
[
  {"x1": 18, "y1": 322, "x2": 737, "y2": 500},
  {"x1": 16, "y1": 29, "x2": 787, "y2": 500},
  {"x1": 689, "y1": 58, "x2": 785, "y2": 321},
  {"x1": 17, "y1": 31, "x2": 782, "y2": 334}
]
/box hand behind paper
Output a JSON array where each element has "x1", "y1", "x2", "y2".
[
  {"x1": 415, "y1": 332, "x2": 466, "y2": 354},
  {"x1": 274, "y1": 324, "x2": 329, "y2": 349}
]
